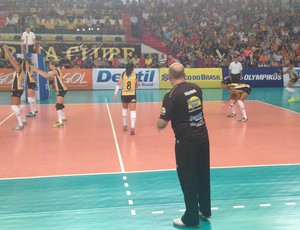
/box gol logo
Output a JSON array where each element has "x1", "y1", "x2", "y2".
[
  {"x1": 63, "y1": 72, "x2": 87, "y2": 84},
  {"x1": 0, "y1": 73, "x2": 13, "y2": 85}
]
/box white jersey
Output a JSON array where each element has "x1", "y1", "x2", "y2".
[
  {"x1": 21, "y1": 31, "x2": 35, "y2": 45},
  {"x1": 229, "y1": 61, "x2": 243, "y2": 74}
]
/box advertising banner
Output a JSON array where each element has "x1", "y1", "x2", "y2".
[
  {"x1": 92, "y1": 68, "x2": 159, "y2": 89},
  {"x1": 283, "y1": 67, "x2": 300, "y2": 87},
  {"x1": 4, "y1": 43, "x2": 141, "y2": 62},
  {"x1": 0, "y1": 69, "x2": 13, "y2": 91},
  {"x1": 222, "y1": 67, "x2": 284, "y2": 87},
  {"x1": 159, "y1": 68, "x2": 222, "y2": 89},
  {"x1": 61, "y1": 69, "x2": 93, "y2": 90}
]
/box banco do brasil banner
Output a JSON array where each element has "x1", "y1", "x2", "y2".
[
  {"x1": 160, "y1": 68, "x2": 222, "y2": 88},
  {"x1": 222, "y1": 67, "x2": 283, "y2": 87},
  {"x1": 2, "y1": 43, "x2": 141, "y2": 61}
]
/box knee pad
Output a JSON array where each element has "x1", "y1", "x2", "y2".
[
  {"x1": 130, "y1": 110, "x2": 136, "y2": 119},
  {"x1": 55, "y1": 103, "x2": 64, "y2": 111},
  {"x1": 11, "y1": 105, "x2": 21, "y2": 116},
  {"x1": 237, "y1": 100, "x2": 245, "y2": 110},
  {"x1": 28, "y1": 97, "x2": 35, "y2": 104},
  {"x1": 122, "y1": 108, "x2": 128, "y2": 117}
]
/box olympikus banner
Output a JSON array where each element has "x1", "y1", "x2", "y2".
[
  {"x1": 61, "y1": 69, "x2": 93, "y2": 90},
  {"x1": 222, "y1": 67, "x2": 284, "y2": 87},
  {"x1": 1, "y1": 43, "x2": 141, "y2": 62}
]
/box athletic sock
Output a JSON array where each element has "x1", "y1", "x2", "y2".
[
  {"x1": 28, "y1": 97, "x2": 37, "y2": 114},
  {"x1": 62, "y1": 108, "x2": 66, "y2": 120},
  {"x1": 57, "y1": 110, "x2": 63, "y2": 123},
  {"x1": 122, "y1": 108, "x2": 128, "y2": 127},
  {"x1": 237, "y1": 100, "x2": 247, "y2": 119},
  {"x1": 230, "y1": 100, "x2": 236, "y2": 114},
  {"x1": 130, "y1": 110, "x2": 136, "y2": 129},
  {"x1": 20, "y1": 106, "x2": 27, "y2": 123},
  {"x1": 11, "y1": 105, "x2": 23, "y2": 126}
]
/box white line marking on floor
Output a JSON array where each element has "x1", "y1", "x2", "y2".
[
  {"x1": 126, "y1": 191, "x2": 131, "y2": 196},
  {"x1": 233, "y1": 205, "x2": 245, "y2": 209},
  {"x1": 123, "y1": 176, "x2": 127, "y2": 180},
  {"x1": 2, "y1": 164, "x2": 300, "y2": 181},
  {"x1": 256, "y1": 100, "x2": 300, "y2": 115},
  {"x1": 211, "y1": 207, "x2": 219, "y2": 210},
  {"x1": 0, "y1": 112, "x2": 15, "y2": 126},
  {"x1": 128, "y1": 200, "x2": 133, "y2": 205},
  {"x1": 0, "y1": 105, "x2": 25, "y2": 126},
  {"x1": 124, "y1": 183, "x2": 129, "y2": 187},
  {"x1": 285, "y1": 202, "x2": 296, "y2": 206},
  {"x1": 131, "y1": 210, "x2": 136, "y2": 215},
  {"x1": 105, "y1": 97, "x2": 125, "y2": 173},
  {"x1": 259, "y1": 204, "x2": 271, "y2": 207},
  {"x1": 152, "y1": 211, "x2": 164, "y2": 214}
]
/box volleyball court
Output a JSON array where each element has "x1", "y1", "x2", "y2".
[{"x1": 0, "y1": 97, "x2": 299, "y2": 179}]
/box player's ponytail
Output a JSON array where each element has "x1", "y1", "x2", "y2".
[
  {"x1": 222, "y1": 77, "x2": 232, "y2": 85},
  {"x1": 125, "y1": 63, "x2": 134, "y2": 76}
]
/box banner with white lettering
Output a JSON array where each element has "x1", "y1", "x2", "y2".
[
  {"x1": 4, "y1": 43, "x2": 141, "y2": 62},
  {"x1": 222, "y1": 67, "x2": 284, "y2": 87},
  {"x1": 61, "y1": 69, "x2": 93, "y2": 90},
  {"x1": 283, "y1": 67, "x2": 300, "y2": 87},
  {"x1": 92, "y1": 68, "x2": 159, "y2": 89}
]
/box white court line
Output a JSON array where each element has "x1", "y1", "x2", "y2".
[
  {"x1": 1, "y1": 163, "x2": 300, "y2": 181},
  {"x1": 131, "y1": 210, "x2": 136, "y2": 215},
  {"x1": 285, "y1": 202, "x2": 296, "y2": 206},
  {"x1": 233, "y1": 205, "x2": 245, "y2": 209},
  {"x1": 0, "y1": 112, "x2": 15, "y2": 126},
  {"x1": 128, "y1": 200, "x2": 133, "y2": 205},
  {"x1": 152, "y1": 211, "x2": 164, "y2": 214},
  {"x1": 255, "y1": 100, "x2": 300, "y2": 115},
  {"x1": 0, "y1": 105, "x2": 25, "y2": 126},
  {"x1": 259, "y1": 204, "x2": 271, "y2": 207},
  {"x1": 104, "y1": 97, "x2": 125, "y2": 173}
]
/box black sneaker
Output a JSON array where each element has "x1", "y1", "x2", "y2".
[
  {"x1": 130, "y1": 128, "x2": 135, "y2": 135},
  {"x1": 26, "y1": 112, "x2": 36, "y2": 118}
]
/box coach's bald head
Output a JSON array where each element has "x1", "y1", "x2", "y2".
[{"x1": 168, "y1": 62, "x2": 185, "y2": 82}]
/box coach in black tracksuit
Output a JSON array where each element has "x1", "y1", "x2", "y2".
[{"x1": 157, "y1": 63, "x2": 211, "y2": 228}]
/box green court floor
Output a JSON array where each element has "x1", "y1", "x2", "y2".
[
  {"x1": 0, "y1": 165, "x2": 299, "y2": 230},
  {"x1": 0, "y1": 88, "x2": 299, "y2": 229}
]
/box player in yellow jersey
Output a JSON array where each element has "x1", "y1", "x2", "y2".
[
  {"x1": 24, "y1": 58, "x2": 38, "y2": 118},
  {"x1": 33, "y1": 61, "x2": 67, "y2": 128},
  {"x1": 114, "y1": 63, "x2": 139, "y2": 135},
  {"x1": 221, "y1": 78, "x2": 251, "y2": 122},
  {"x1": 3, "y1": 45, "x2": 27, "y2": 130}
]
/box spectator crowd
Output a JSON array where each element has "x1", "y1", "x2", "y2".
[
  {"x1": 1, "y1": 0, "x2": 300, "y2": 68},
  {"x1": 140, "y1": 0, "x2": 300, "y2": 68}
]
